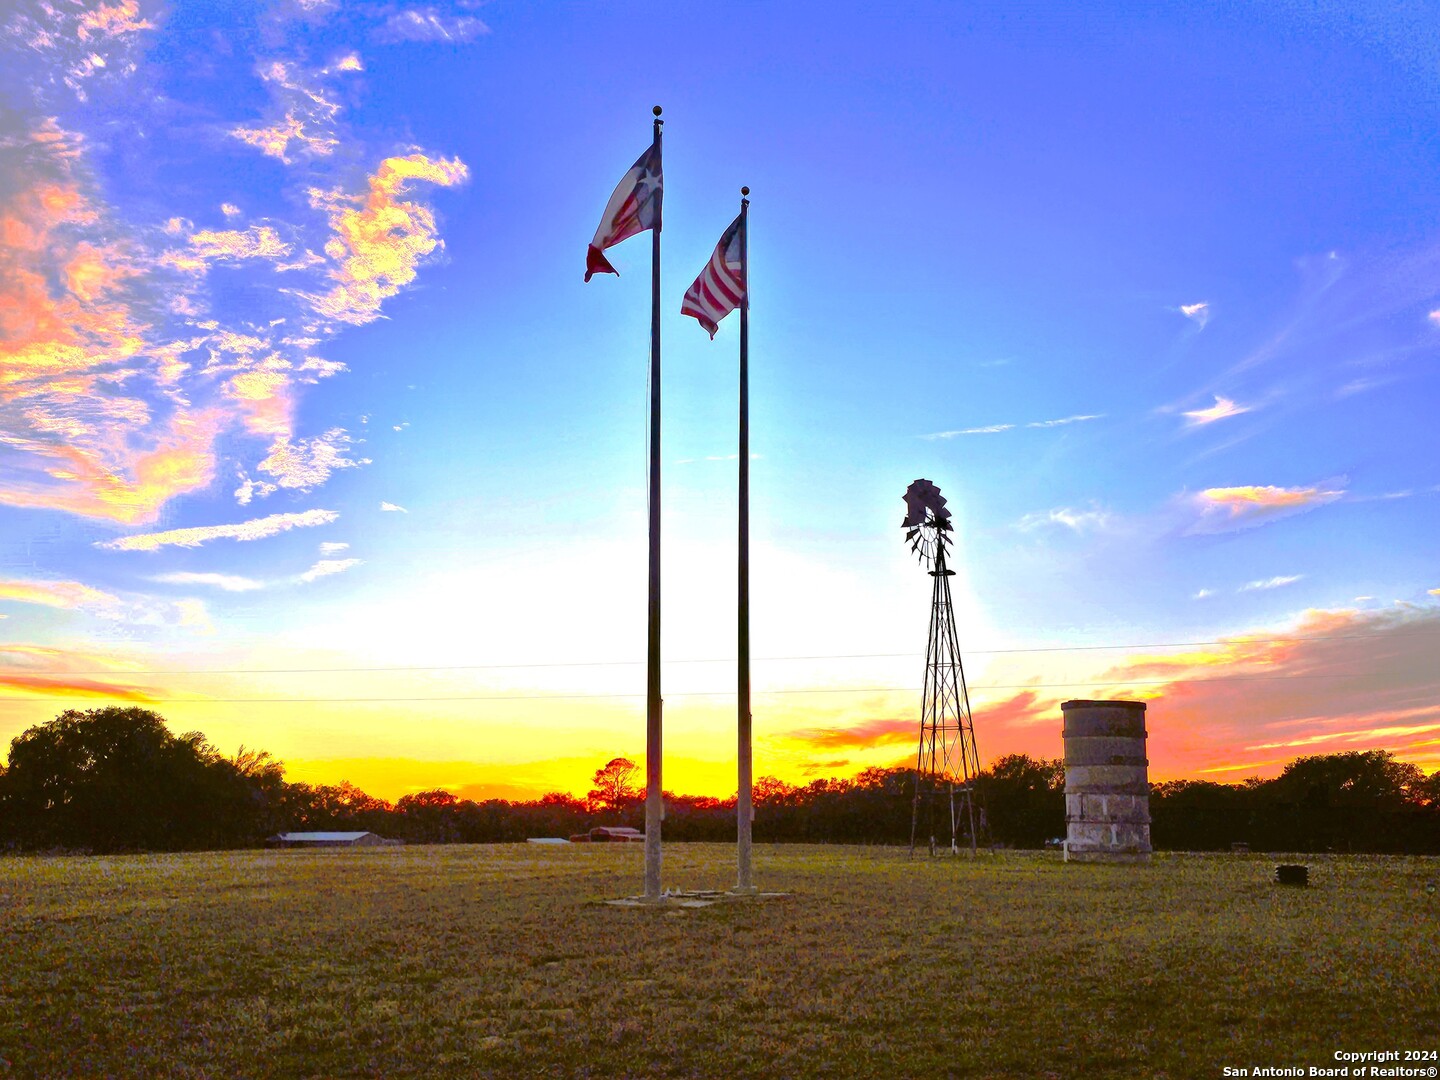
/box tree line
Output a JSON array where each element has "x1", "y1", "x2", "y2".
[{"x1": 1, "y1": 707, "x2": 1437, "y2": 854}]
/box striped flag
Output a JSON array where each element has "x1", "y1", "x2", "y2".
[
  {"x1": 681, "y1": 213, "x2": 745, "y2": 338},
  {"x1": 585, "y1": 142, "x2": 663, "y2": 282}
]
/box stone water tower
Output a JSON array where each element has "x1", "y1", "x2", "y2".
[{"x1": 1062, "y1": 699, "x2": 1151, "y2": 863}]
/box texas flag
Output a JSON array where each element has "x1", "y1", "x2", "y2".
[{"x1": 584, "y1": 142, "x2": 663, "y2": 281}]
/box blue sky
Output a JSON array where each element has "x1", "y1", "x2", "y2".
[{"x1": 2, "y1": 0, "x2": 1438, "y2": 799}]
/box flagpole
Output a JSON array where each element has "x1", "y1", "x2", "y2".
[
  {"x1": 734, "y1": 186, "x2": 756, "y2": 895},
  {"x1": 643, "y1": 105, "x2": 664, "y2": 903}
]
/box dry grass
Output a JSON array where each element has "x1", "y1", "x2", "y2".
[{"x1": 1, "y1": 845, "x2": 1436, "y2": 1078}]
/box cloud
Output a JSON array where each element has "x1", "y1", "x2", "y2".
[
  {"x1": 228, "y1": 60, "x2": 343, "y2": 164},
  {"x1": 1092, "y1": 605, "x2": 1440, "y2": 775},
  {"x1": 184, "y1": 225, "x2": 292, "y2": 263},
  {"x1": 1429, "y1": 310, "x2": 1440, "y2": 327},
  {"x1": 1193, "y1": 588, "x2": 1215, "y2": 600},
  {"x1": 1179, "y1": 302, "x2": 1210, "y2": 328},
  {"x1": 1430, "y1": 588, "x2": 1440, "y2": 597},
  {"x1": 303, "y1": 153, "x2": 469, "y2": 325},
  {"x1": 786, "y1": 717, "x2": 914, "y2": 751},
  {"x1": 1185, "y1": 483, "x2": 1344, "y2": 535},
  {"x1": 297, "y1": 557, "x2": 361, "y2": 583},
  {"x1": 1017, "y1": 506, "x2": 1112, "y2": 533},
  {"x1": 1182, "y1": 395, "x2": 1251, "y2": 426},
  {"x1": 375, "y1": 9, "x2": 490, "y2": 43},
  {"x1": 149, "y1": 571, "x2": 265, "y2": 592},
  {"x1": 922, "y1": 424, "x2": 1015, "y2": 438},
  {"x1": 1240, "y1": 575, "x2": 1303, "y2": 592},
  {"x1": 256, "y1": 428, "x2": 370, "y2": 490},
  {"x1": 319, "y1": 541, "x2": 350, "y2": 556},
  {"x1": 77, "y1": 1, "x2": 154, "y2": 41},
  {"x1": 7, "y1": 0, "x2": 155, "y2": 101},
  {"x1": 380, "y1": 501, "x2": 407, "y2": 513},
  {"x1": 96, "y1": 508, "x2": 339, "y2": 551},
  {"x1": 0, "y1": 578, "x2": 122, "y2": 612},
  {"x1": 921, "y1": 414, "x2": 1101, "y2": 439},
  {"x1": 1026, "y1": 414, "x2": 1103, "y2": 428},
  {"x1": 0, "y1": 673, "x2": 157, "y2": 702}
]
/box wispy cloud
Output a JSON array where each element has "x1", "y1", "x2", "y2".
[
  {"x1": 1017, "y1": 506, "x2": 1112, "y2": 533},
  {"x1": 1178, "y1": 301, "x2": 1210, "y2": 328},
  {"x1": 380, "y1": 501, "x2": 407, "y2": 513},
  {"x1": 319, "y1": 541, "x2": 350, "y2": 556},
  {"x1": 1182, "y1": 395, "x2": 1251, "y2": 426},
  {"x1": 1185, "y1": 483, "x2": 1344, "y2": 535},
  {"x1": 0, "y1": 673, "x2": 157, "y2": 702},
  {"x1": 1240, "y1": 575, "x2": 1303, "y2": 592},
  {"x1": 1026, "y1": 413, "x2": 1103, "y2": 429},
  {"x1": 297, "y1": 557, "x2": 362, "y2": 583},
  {"x1": 150, "y1": 572, "x2": 265, "y2": 592},
  {"x1": 920, "y1": 414, "x2": 1101, "y2": 439},
  {"x1": 97, "y1": 509, "x2": 339, "y2": 551},
  {"x1": 6, "y1": 0, "x2": 155, "y2": 101},
  {"x1": 0, "y1": 578, "x2": 122, "y2": 611},
  {"x1": 375, "y1": 9, "x2": 490, "y2": 43},
  {"x1": 786, "y1": 717, "x2": 914, "y2": 750},
  {"x1": 256, "y1": 428, "x2": 370, "y2": 491},
  {"x1": 1193, "y1": 588, "x2": 1215, "y2": 600}
]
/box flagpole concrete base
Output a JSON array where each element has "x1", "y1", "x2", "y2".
[{"x1": 600, "y1": 889, "x2": 786, "y2": 909}]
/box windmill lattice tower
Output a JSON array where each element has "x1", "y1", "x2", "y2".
[{"x1": 903, "y1": 479, "x2": 984, "y2": 855}]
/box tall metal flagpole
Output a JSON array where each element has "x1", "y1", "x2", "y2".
[
  {"x1": 643, "y1": 106, "x2": 665, "y2": 902},
  {"x1": 734, "y1": 187, "x2": 756, "y2": 895}
]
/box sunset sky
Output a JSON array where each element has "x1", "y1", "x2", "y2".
[{"x1": 3, "y1": 0, "x2": 1438, "y2": 803}]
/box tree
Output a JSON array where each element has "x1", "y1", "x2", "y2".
[
  {"x1": 977, "y1": 754, "x2": 1065, "y2": 848},
  {"x1": 1, "y1": 707, "x2": 262, "y2": 852},
  {"x1": 587, "y1": 757, "x2": 640, "y2": 815}
]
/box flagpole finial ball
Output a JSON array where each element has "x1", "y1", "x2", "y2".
[
  {"x1": 653, "y1": 105, "x2": 663, "y2": 116},
  {"x1": 741, "y1": 186, "x2": 750, "y2": 196}
]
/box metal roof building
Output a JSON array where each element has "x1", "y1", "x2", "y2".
[{"x1": 266, "y1": 831, "x2": 399, "y2": 848}]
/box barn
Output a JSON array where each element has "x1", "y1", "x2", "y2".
[{"x1": 266, "y1": 831, "x2": 399, "y2": 848}]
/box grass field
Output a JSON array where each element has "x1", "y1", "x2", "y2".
[{"x1": 1, "y1": 844, "x2": 1436, "y2": 1078}]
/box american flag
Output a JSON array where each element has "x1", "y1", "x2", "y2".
[
  {"x1": 584, "y1": 142, "x2": 662, "y2": 282},
  {"x1": 680, "y1": 213, "x2": 745, "y2": 338}
]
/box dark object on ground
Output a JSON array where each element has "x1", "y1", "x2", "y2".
[{"x1": 1275, "y1": 864, "x2": 1309, "y2": 886}]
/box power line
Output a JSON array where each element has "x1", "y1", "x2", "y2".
[
  {"x1": 0, "y1": 669, "x2": 1402, "y2": 705},
  {"x1": 3, "y1": 629, "x2": 1436, "y2": 678}
]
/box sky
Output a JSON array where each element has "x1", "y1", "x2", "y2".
[{"x1": 2, "y1": 0, "x2": 1439, "y2": 803}]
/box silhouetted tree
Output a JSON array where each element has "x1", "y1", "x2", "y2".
[
  {"x1": 587, "y1": 757, "x2": 640, "y2": 815},
  {"x1": 0, "y1": 707, "x2": 261, "y2": 852}
]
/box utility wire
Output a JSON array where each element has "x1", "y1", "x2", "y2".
[
  {"x1": 0, "y1": 669, "x2": 1403, "y2": 705},
  {"x1": 4, "y1": 629, "x2": 1437, "y2": 678}
]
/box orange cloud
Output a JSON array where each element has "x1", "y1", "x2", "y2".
[
  {"x1": 1092, "y1": 605, "x2": 1440, "y2": 778},
  {"x1": 305, "y1": 153, "x2": 468, "y2": 325},
  {"x1": 77, "y1": 1, "x2": 155, "y2": 41},
  {"x1": 0, "y1": 673, "x2": 156, "y2": 702},
  {"x1": 787, "y1": 717, "x2": 915, "y2": 751},
  {"x1": 0, "y1": 578, "x2": 121, "y2": 611},
  {"x1": 1187, "y1": 483, "x2": 1344, "y2": 534}
]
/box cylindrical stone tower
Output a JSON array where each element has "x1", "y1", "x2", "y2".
[{"x1": 1062, "y1": 699, "x2": 1151, "y2": 863}]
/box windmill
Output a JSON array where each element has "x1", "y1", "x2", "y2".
[{"x1": 903, "y1": 479, "x2": 983, "y2": 855}]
